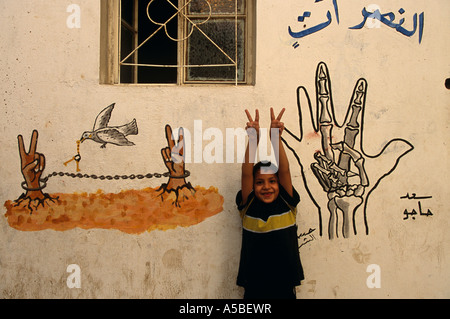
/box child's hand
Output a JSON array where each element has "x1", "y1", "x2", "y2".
[
  {"x1": 245, "y1": 109, "x2": 260, "y2": 139},
  {"x1": 270, "y1": 107, "x2": 285, "y2": 136}
]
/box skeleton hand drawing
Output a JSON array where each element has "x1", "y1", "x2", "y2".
[{"x1": 283, "y1": 62, "x2": 414, "y2": 239}]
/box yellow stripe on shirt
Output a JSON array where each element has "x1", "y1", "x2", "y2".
[{"x1": 242, "y1": 210, "x2": 297, "y2": 233}]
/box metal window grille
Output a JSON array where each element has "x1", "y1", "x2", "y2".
[{"x1": 118, "y1": 0, "x2": 250, "y2": 85}]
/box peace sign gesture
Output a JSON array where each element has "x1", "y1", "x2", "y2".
[
  {"x1": 270, "y1": 107, "x2": 285, "y2": 136},
  {"x1": 245, "y1": 109, "x2": 260, "y2": 140},
  {"x1": 17, "y1": 130, "x2": 46, "y2": 199},
  {"x1": 161, "y1": 124, "x2": 188, "y2": 191}
]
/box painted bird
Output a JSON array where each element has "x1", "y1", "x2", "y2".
[{"x1": 80, "y1": 103, "x2": 138, "y2": 148}]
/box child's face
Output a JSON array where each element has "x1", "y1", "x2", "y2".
[{"x1": 253, "y1": 170, "x2": 279, "y2": 204}]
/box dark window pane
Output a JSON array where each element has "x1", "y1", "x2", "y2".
[
  {"x1": 187, "y1": 19, "x2": 244, "y2": 81},
  {"x1": 121, "y1": 0, "x2": 135, "y2": 26},
  {"x1": 138, "y1": 66, "x2": 177, "y2": 83},
  {"x1": 188, "y1": 0, "x2": 244, "y2": 15},
  {"x1": 139, "y1": 0, "x2": 178, "y2": 83},
  {"x1": 146, "y1": 0, "x2": 180, "y2": 26},
  {"x1": 121, "y1": 24, "x2": 134, "y2": 60},
  {"x1": 120, "y1": 24, "x2": 135, "y2": 83}
]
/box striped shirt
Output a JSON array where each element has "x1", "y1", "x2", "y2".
[{"x1": 236, "y1": 185, "x2": 304, "y2": 288}]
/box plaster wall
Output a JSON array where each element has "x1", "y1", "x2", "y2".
[{"x1": 0, "y1": 0, "x2": 449, "y2": 298}]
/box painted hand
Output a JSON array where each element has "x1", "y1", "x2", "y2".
[
  {"x1": 283, "y1": 62, "x2": 414, "y2": 238},
  {"x1": 17, "y1": 130, "x2": 46, "y2": 199},
  {"x1": 161, "y1": 124, "x2": 187, "y2": 190}
]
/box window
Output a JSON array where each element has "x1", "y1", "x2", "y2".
[{"x1": 100, "y1": 0, "x2": 256, "y2": 85}]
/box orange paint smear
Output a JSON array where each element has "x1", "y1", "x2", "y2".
[{"x1": 4, "y1": 186, "x2": 224, "y2": 234}]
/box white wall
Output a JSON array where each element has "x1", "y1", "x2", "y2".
[{"x1": 0, "y1": 0, "x2": 448, "y2": 298}]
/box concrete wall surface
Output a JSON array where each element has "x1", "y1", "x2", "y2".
[{"x1": 0, "y1": 0, "x2": 448, "y2": 298}]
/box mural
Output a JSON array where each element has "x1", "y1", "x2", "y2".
[
  {"x1": 3, "y1": 106, "x2": 223, "y2": 234},
  {"x1": 283, "y1": 62, "x2": 414, "y2": 239}
]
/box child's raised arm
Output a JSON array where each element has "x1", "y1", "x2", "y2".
[
  {"x1": 241, "y1": 109, "x2": 259, "y2": 204},
  {"x1": 270, "y1": 107, "x2": 294, "y2": 197}
]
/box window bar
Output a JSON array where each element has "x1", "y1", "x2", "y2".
[
  {"x1": 118, "y1": 0, "x2": 122, "y2": 83},
  {"x1": 178, "y1": 0, "x2": 184, "y2": 84},
  {"x1": 133, "y1": 0, "x2": 139, "y2": 83},
  {"x1": 235, "y1": 0, "x2": 238, "y2": 85},
  {"x1": 121, "y1": 62, "x2": 235, "y2": 68}
]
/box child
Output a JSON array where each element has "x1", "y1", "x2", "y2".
[{"x1": 236, "y1": 108, "x2": 304, "y2": 299}]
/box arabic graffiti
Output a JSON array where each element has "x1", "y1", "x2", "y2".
[
  {"x1": 282, "y1": 62, "x2": 414, "y2": 239},
  {"x1": 400, "y1": 193, "x2": 433, "y2": 220},
  {"x1": 289, "y1": 0, "x2": 339, "y2": 39},
  {"x1": 298, "y1": 228, "x2": 317, "y2": 248},
  {"x1": 289, "y1": 1, "x2": 425, "y2": 47},
  {"x1": 350, "y1": 6, "x2": 424, "y2": 43}
]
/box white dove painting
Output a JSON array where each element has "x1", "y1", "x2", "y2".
[{"x1": 80, "y1": 103, "x2": 138, "y2": 148}]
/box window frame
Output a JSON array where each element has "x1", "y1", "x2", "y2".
[{"x1": 100, "y1": 0, "x2": 256, "y2": 86}]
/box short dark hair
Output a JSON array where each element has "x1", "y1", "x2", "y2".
[{"x1": 253, "y1": 161, "x2": 279, "y2": 178}]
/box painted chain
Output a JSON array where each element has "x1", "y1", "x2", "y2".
[{"x1": 20, "y1": 170, "x2": 191, "y2": 191}]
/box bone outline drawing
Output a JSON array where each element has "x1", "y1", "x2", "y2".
[{"x1": 282, "y1": 62, "x2": 414, "y2": 239}]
